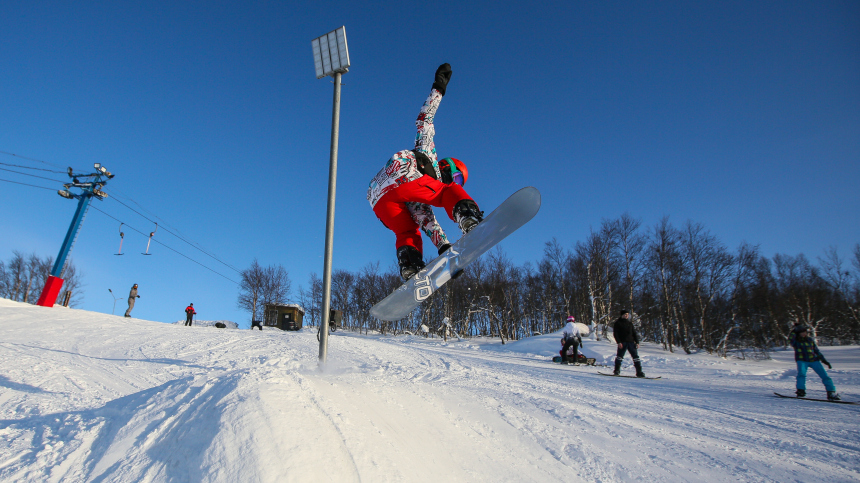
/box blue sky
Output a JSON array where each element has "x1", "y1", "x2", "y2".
[{"x1": 1, "y1": 1, "x2": 858, "y2": 327}]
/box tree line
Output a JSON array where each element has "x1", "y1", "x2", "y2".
[
  {"x1": 241, "y1": 214, "x2": 860, "y2": 356},
  {"x1": 0, "y1": 251, "x2": 83, "y2": 306}
]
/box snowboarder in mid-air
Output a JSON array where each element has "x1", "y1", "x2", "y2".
[
  {"x1": 367, "y1": 63, "x2": 484, "y2": 281},
  {"x1": 790, "y1": 325, "x2": 840, "y2": 401}
]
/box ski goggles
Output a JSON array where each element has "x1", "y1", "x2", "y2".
[{"x1": 445, "y1": 160, "x2": 464, "y2": 186}]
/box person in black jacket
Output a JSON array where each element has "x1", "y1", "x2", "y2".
[{"x1": 613, "y1": 310, "x2": 645, "y2": 377}]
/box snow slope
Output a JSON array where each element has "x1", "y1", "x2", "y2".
[{"x1": 1, "y1": 298, "x2": 858, "y2": 482}]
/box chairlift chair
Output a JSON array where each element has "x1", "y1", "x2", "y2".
[
  {"x1": 115, "y1": 223, "x2": 124, "y2": 255},
  {"x1": 142, "y1": 222, "x2": 157, "y2": 255}
]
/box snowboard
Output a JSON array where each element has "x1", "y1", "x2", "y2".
[
  {"x1": 773, "y1": 392, "x2": 857, "y2": 405},
  {"x1": 598, "y1": 372, "x2": 662, "y2": 380},
  {"x1": 552, "y1": 356, "x2": 597, "y2": 366},
  {"x1": 370, "y1": 187, "x2": 541, "y2": 321}
]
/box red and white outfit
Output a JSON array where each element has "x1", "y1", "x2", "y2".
[{"x1": 367, "y1": 89, "x2": 471, "y2": 254}]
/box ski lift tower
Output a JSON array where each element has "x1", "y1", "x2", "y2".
[
  {"x1": 36, "y1": 163, "x2": 114, "y2": 307},
  {"x1": 311, "y1": 26, "x2": 350, "y2": 364}
]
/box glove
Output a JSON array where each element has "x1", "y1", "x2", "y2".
[
  {"x1": 438, "y1": 243, "x2": 451, "y2": 256},
  {"x1": 137, "y1": 295, "x2": 141, "y2": 298},
  {"x1": 432, "y1": 63, "x2": 452, "y2": 96},
  {"x1": 824, "y1": 361, "x2": 832, "y2": 369}
]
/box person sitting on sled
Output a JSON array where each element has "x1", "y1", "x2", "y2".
[
  {"x1": 790, "y1": 325, "x2": 840, "y2": 401},
  {"x1": 367, "y1": 63, "x2": 483, "y2": 281},
  {"x1": 560, "y1": 316, "x2": 583, "y2": 363}
]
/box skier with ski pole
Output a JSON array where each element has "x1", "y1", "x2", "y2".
[
  {"x1": 790, "y1": 325, "x2": 840, "y2": 401},
  {"x1": 367, "y1": 63, "x2": 484, "y2": 281}
]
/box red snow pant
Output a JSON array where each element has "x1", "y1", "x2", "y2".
[{"x1": 373, "y1": 175, "x2": 471, "y2": 253}]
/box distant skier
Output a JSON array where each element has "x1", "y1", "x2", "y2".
[
  {"x1": 367, "y1": 63, "x2": 484, "y2": 281},
  {"x1": 251, "y1": 320, "x2": 263, "y2": 331},
  {"x1": 184, "y1": 303, "x2": 196, "y2": 326},
  {"x1": 560, "y1": 316, "x2": 582, "y2": 363},
  {"x1": 790, "y1": 325, "x2": 839, "y2": 400},
  {"x1": 613, "y1": 310, "x2": 645, "y2": 377},
  {"x1": 124, "y1": 284, "x2": 139, "y2": 317}
]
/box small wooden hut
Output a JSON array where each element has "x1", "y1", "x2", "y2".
[{"x1": 263, "y1": 303, "x2": 305, "y2": 331}]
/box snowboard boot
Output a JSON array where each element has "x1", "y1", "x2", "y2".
[
  {"x1": 453, "y1": 199, "x2": 484, "y2": 235},
  {"x1": 796, "y1": 389, "x2": 806, "y2": 398},
  {"x1": 613, "y1": 359, "x2": 622, "y2": 376},
  {"x1": 396, "y1": 245, "x2": 425, "y2": 281},
  {"x1": 827, "y1": 391, "x2": 841, "y2": 401},
  {"x1": 634, "y1": 360, "x2": 646, "y2": 378}
]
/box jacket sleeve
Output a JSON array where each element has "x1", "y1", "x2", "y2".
[
  {"x1": 414, "y1": 89, "x2": 443, "y2": 179},
  {"x1": 813, "y1": 344, "x2": 827, "y2": 363}
]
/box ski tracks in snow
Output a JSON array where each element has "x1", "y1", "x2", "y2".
[{"x1": 1, "y1": 300, "x2": 859, "y2": 482}]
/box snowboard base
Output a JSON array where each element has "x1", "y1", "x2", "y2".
[
  {"x1": 773, "y1": 392, "x2": 856, "y2": 405},
  {"x1": 598, "y1": 372, "x2": 662, "y2": 380}
]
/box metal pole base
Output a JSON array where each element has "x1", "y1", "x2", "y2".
[{"x1": 36, "y1": 275, "x2": 65, "y2": 307}]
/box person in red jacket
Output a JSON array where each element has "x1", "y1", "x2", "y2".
[
  {"x1": 184, "y1": 303, "x2": 196, "y2": 326},
  {"x1": 367, "y1": 63, "x2": 483, "y2": 281}
]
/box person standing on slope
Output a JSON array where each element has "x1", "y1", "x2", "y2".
[
  {"x1": 185, "y1": 303, "x2": 196, "y2": 327},
  {"x1": 613, "y1": 310, "x2": 645, "y2": 377},
  {"x1": 560, "y1": 316, "x2": 583, "y2": 363},
  {"x1": 790, "y1": 325, "x2": 840, "y2": 400},
  {"x1": 367, "y1": 63, "x2": 484, "y2": 281},
  {"x1": 124, "y1": 284, "x2": 139, "y2": 317}
]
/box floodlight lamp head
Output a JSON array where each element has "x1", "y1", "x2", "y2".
[
  {"x1": 311, "y1": 27, "x2": 350, "y2": 79},
  {"x1": 58, "y1": 189, "x2": 74, "y2": 199},
  {"x1": 94, "y1": 163, "x2": 101, "y2": 170}
]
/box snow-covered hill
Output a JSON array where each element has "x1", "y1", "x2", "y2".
[{"x1": 1, "y1": 298, "x2": 858, "y2": 482}]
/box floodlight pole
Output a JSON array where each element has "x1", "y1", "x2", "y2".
[
  {"x1": 312, "y1": 26, "x2": 349, "y2": 365},
  {"x1": 319, "y1": 71, "x2": 342, "y2": 364}
]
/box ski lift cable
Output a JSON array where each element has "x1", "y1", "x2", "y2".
[
  {"x1": 0, "y1": 177, "x2": 57, "y2": 191},
  {"x1": 105, "y1": 191, "x2": 242, "y2": 274},
  {"x1": 104, "y1": 187, "x2": 186, "y2": 235},
  {"x1": 105, "y1": 185, "x2": 218, "y2": 257},
  {"x1": 0, "y1": 161, "x2": 68, "y2": 174},
  {"x1": 90, "y1": 206, "x2": 240, "y2": 285},
  {"x1": 0, "y1": 148, "x2": 240, "y2": 275},
  {"x1": 0, "y1": 166, "x2": 67, "y2": 184},
  {"x1": 0, "y1": 150, "x2": 69, "y2": 170}
]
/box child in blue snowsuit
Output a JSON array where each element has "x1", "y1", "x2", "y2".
[{"x1": 790, "y1": 325, "x2": 840, "y2": 401}]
